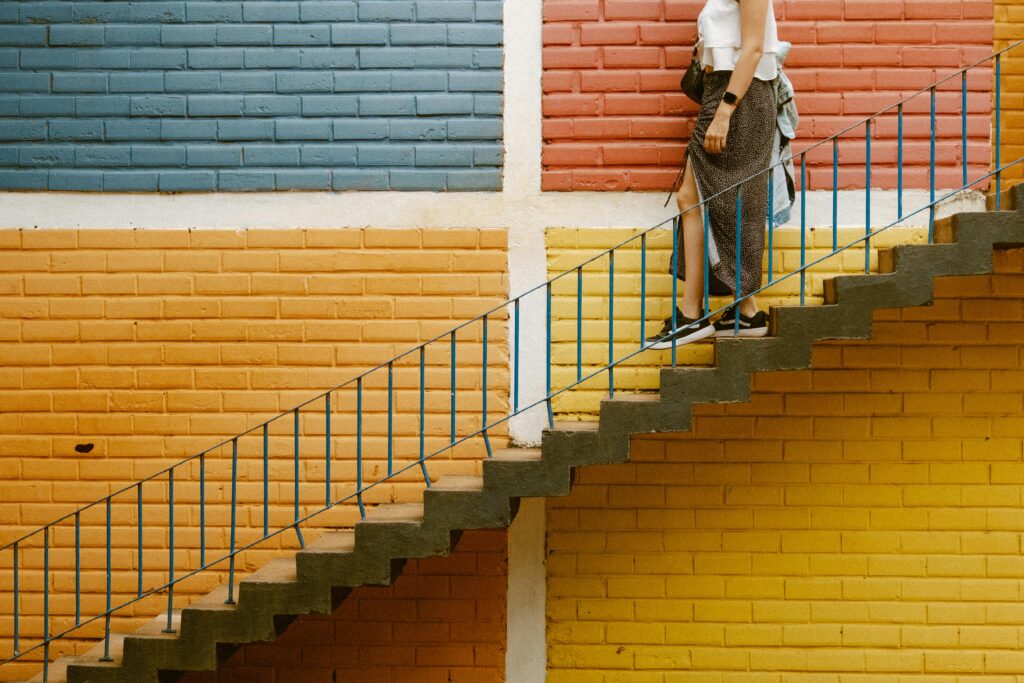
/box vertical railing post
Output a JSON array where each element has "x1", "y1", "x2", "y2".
[
  {"x1": 387, "y1": 362, "x2": 394, "y2": 475},
  {"x1": 897, "y1": 103, "x2": 904, "y2": 220},
  {"x1": 419, "y1": 346, "x2": 431, "y2": 487},
  {"x1": 733, "y1": 187, "x2": 743, "y2": 335},
  {"x1": 137, "y1": 483, "x2": 143, "y2": 597},
  {"x1": 450, "y1": 331, "x2": 456, "y2": 446},
  {"x1": 929, "y1": 86, "x2": 936, "y2": 242},
  {"x1": 513, "y1": 298, "x2": 520, "y2": 413},
  {"x1": 482, "y1": 314, "x2": 492, "y2": 457},
  {"x1": 703, "y1": 204, "x2": 710, "y2": 315},
  {"x1": 101, "y1": 499, "x2": 112, "y2": 656},
  {"x1": 607, "y1": 251, "x2": 615, "y2": 398},
  {"x1": 292, "y1": 410, "x2": 305, "y2": 547},
  {"x1": 12, "y1": 541, "x2": 18, "y2": 656},
  {"x1": 545, "y1": 282, "x2": 554, "y2": 427},
  {"x1": 995, "y1": 53, "x2": 1002, "y2": 208},
  {"x1": 961, "y1": 70, "x2": 968, "y2": 188},
  {"x1": 43, "y1": 526, "x2": 50, "y2": 682},
  {"x1": 865, "y1": 118, "x2": 872, "y2": 274},
  {"x1": 164, "y1": 473, "x2": 176, "y2": 632},
  {"x1": 800, "y1": 153, "x2": 807, "y2": 306},
  {"x1": 670, "y1": 215, "x2": 679, "y2": 367},
  {"x1": 75, "y1": 511, "x2": 81, "y2": 624},
  {"x1": 226, "y1": 439, "x2": 238, "y2": 605},
  {"x1": 639, "y1": 233, "x2": 647, "y2": 349},
  {"x1": 325, "y1": 393, "x2": 331, "y2": 509},
  {"x1": 832, "y1": 136, "x2": 838, "y2": 251},
  {"x1": 356, "y1": 376, "x2": 367, "y2": 518},
  {"x1": 262, "y1": 423, "x2": 269, "y2": 537},
  {"x1": 576, "y1": 266, "x2": 583, "y2": 382},
  {"x1": 137, "y1": 484, "x2": 144, "y2": 596},
  {"x1": 199, "y1": 453, "x2": 205, "y2": 568}
]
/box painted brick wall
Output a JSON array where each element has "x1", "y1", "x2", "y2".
[
  {"x1": 996, "y1": 0, "x2": 1024, "y2": 182},
  {"x1": 179, "y1": 529, "x2": 507, "y2": 683},
  {"x1": 546, "y1": 224, "x2": 927, "y2": 417},
  {"x1": 0, "y1": 1, "x2": 504, "y2": 192},
  {"x1": 542, "y1": 0, "x2": 994, "y2": 191},
  {"x1": 0, "y1": 228, "x2": 508, "y2": 677},
  {"x1": 547, "y1": 248, "x2": 1024, "y2": 678}
]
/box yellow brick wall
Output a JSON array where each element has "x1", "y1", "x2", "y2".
[
  {"x1": 547, "y1": 247, "x2": 1024, "y2": 680},
  {"x1": 997, "y1": 0, "x2": 1024, "y2": 182},
  {"x1": 547, "y1": 225, "x2": 927, "y2": 417},
  {"x1": 0, "y1": 228, "x2": 508, "y2": 678}
]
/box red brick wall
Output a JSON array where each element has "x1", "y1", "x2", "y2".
[
  {"x1": 542, "y1": 0, "x2": 994, "y2": 191},
  {"x1": 180, "y1": 529, "x2": 507, "y2": 683}
]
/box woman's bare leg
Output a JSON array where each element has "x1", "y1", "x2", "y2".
[
  {"x1": 676, "y1": 161, "x2": 704, "y2": 320},
  {"x1": 677, "y1": 161, "x2": 760, "y2": 319}
]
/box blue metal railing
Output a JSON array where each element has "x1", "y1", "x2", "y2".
[{"x1": 2, "y1": 40, "x2": 1023, "y2": 680}]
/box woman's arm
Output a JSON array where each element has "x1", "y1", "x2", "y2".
[{"x1": 703, "y1": 0, "x2": 769, "y2": 153}]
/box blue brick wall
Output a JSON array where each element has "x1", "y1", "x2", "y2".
[{"x1": 0, "y1": 1, "x2": 504, "y2": 192}]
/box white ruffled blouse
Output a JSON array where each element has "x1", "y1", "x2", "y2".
[{"x1": 697, "y1": 0, "x2": 780, "y2": 82}]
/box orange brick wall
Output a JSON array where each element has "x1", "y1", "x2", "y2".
[
  {"x1": 542, "y1": 0, "x2": 994, "y2": 191},
  {"x1": 547, "y1": 248, "x2": 1024, "y2": 678},
  {"x1": 179, "y1": 529, "x2": 507, "y2": 683},
  {"x1": 996, "y1": 0, "x2": 1024, "y2": 182},
  {"x1": 0, "y1": 228, "x2": 508, "y2": 678}
]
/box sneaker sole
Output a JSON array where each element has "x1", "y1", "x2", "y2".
[
  {"x1": 713, "y1": 326, "x2": 769, "y2": 338},
  {"x1": 647, "y1": 323, "x2": 716, "y2": 349}
]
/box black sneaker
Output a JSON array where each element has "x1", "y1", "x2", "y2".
[
  {"x1": 713, "y1": 305, "x2": 769, "y2": 337},
  {"x1": 645, "y1": 307, "x2": 715, "y2": 350}
]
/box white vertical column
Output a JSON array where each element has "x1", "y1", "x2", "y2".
[
  {"x1": 503, "y1": 0, "x2": 549, "y2": 447},
  {"x1": 505, "y1": 498, "x2": 547, "y2": 682},
  {"x1": 502, "y1": 0, "x2": 549, "y2": 679}
]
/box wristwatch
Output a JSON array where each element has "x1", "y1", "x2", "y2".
[{"x1": 722, "y1": 91, "x2": 739, "y2": 106}]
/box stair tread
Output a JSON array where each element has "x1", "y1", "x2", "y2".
[
  {"x1": 604, "y1": 393, "x2": 659, "y2": 403},
  {"x1": 301, "y1": 529, "x2": 355, "y2": 554},
  {"x1": 551, "y1": 420, "x2": 600, "y2": 431},
  {"x1": 432, "y1": 475, "x2": 484, "y2": 491},
  {"x1": 243, "y1": 557, "x2": 297, "y2": 585},
  {"x1": 490, "y1": 447, "x2": 541, "y2": 461},
  {"x1": 362, "y1": 503, "x2": 424, "y2": 523},
  {"x1": 133, "y1": 611, "x2": 182, "y2": 637},
  {"x1": 184, "y1": 583, "x2": 242, "y2": 612}
]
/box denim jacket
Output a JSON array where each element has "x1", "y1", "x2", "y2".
[{"x1": 771, "y1": 41, "x2": 798, "y2": 225}]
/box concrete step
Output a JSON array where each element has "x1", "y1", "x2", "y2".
[
  {"x1": 490, "y1": 447, "x2": 541, "y2": 462},
  {"x1": 361, "y1": 503, "x2": 424, "y2": 525},
  {"x1": 301, "y1": 530, "x2": 356, "y2": 555}
]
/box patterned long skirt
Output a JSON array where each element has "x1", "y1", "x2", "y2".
[{"x1": 678, "y1": 70, "x2": 776, "y2": 298}]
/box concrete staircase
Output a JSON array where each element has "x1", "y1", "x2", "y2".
[{"x1": 23, "y1": 186, "x2": 1024, "y2": 682}]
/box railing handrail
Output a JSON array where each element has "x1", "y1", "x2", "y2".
[{"x1": 2, "y1": 40, "x2": 1022, "y2": 672}]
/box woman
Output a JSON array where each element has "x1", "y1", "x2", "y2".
[{"x1": 647, "y1": 0, "x2": 778, "y2": 349}]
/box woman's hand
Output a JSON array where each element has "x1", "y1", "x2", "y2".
[{"x1": 703, "y1": 103, "x2": 735, "y2": 154}]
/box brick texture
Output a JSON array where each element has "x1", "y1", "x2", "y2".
[
  {"x1": 546, "y1": 224, "x2": 927, "y2": 416},
  {"x1": 0, "y1": 1, "x2": 504, "y2": 192},
  {"x1": 0, "y1": 228, "x2": 508, "y2": 679},
  {"x1": 542, "y1": 0, "x2": 994, "y2": 191},
  {"x1": 178, "y1": 529, "x2": 508, "y2": 683},
  {"x1": 547, "y1": 247, "x2": 1024, "y2": 679},
  {"x1": 996, "y1": 0, "x2": 1024, "y2": 182}
]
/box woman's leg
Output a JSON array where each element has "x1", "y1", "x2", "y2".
[
  {"x1": 677, "y1": 162, "x2": 761, "y2": 319},
  {"x1": 676, "y1": 160, "x2": 704, "y2": 320}
]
